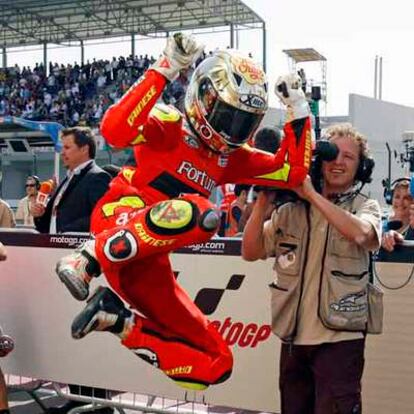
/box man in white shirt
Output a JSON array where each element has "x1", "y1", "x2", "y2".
[
  {"x1": 31, "y1": 127, "x2": 110, "y2": 234},
  {"x1": 31, "y1": 127, "x2": 112, "y2": 413}
]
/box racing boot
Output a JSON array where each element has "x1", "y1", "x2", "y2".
[
  {"x1": 56, "y1": 240, "x2": 101, "y2": 301},
  {"x1": 71, "y1": 287, "x2": 134, "y2": 340}
]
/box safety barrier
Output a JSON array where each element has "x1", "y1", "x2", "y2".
[{"x1": 0, "y1": 231, "x2": 413, "y2": 413}]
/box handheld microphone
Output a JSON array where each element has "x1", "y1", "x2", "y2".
[{"x1": 36, "y1": 179, "x2": 54, "y2": 206}]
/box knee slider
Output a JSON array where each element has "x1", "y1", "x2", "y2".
[
  {"x1": 199, "y1": 209, "x2": 220, "y2": 232},
  {"x1": 146, "y1": 199, "x2": 197, "y2": 235}
]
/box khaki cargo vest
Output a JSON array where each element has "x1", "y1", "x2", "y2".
[{"x1": 269, "y1": 194, "x2": 383, "y2": 342}]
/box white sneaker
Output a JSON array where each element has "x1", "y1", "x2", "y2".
[{"x1": 55, "y1": 240, "x2": 101, "y2": 301}]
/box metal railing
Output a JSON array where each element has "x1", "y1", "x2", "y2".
[{"x1": 5, "y1": 375, "x2": 221, "y2": 414}]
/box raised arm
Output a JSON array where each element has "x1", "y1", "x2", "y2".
[
  {"x1": 223, "y1": 74, "x2": 312, "y2": 189},
  {"x1": 101, "y1": 33, "x2": 204, "y2": 149}
]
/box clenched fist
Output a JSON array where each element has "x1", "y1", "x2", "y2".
[
  {"x1": 275, "y1": 74, "x2": 310, "y2": 120},
  {"x1": 152, "y1": 33, "x2": 205, "y2": 81}
]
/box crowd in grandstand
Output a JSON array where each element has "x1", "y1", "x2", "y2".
[
  {"x1": 0, "y1": 50, "x2": 214, "y2": 127},
  {"x1": 0, "y1": 55, "x2": 157, "y2": 126}
]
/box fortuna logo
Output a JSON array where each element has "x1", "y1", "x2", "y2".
[{"x1": 176, "y1": 161, "x2": 217, "y2": 192}]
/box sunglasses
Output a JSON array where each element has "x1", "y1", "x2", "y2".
[{"x1": 25, "y1": 184, "x2": 36, "y2": 187}]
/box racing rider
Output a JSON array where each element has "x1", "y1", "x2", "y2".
[{"x1": 55, "y1": 33, "x2": 312, "y2": 390}]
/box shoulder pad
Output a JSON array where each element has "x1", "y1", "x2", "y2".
[{"x1": 150, "y1": 104, "x2": 182, "y2": 123}]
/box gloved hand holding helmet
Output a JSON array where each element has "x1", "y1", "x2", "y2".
[
  {"x1": 185, "y1": 50, "x2": 268, "y2": 154},
  {"x1": 275, "y1": 73, "x2": 310, "y2": 121},
  {"x1": 152, "y1": 33, "x2": 205, "y2": 82}
]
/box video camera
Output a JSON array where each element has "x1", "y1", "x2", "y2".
[{"x1": 254, "y1": 140, "x2": 339, "y2": 205}]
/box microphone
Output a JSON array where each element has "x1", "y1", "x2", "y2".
[{"x1": 36, "y1": 179, "x2": 54, "y2": 206}]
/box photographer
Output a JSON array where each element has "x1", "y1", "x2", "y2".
[
  {"x1": 242, "y1": 124, "x2": 382, "y2": 414},
  {"x1": 382, "y1": 178, "x2": 412, "y2": 233}
]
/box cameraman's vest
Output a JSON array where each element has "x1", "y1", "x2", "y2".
[{"x1": 269, "y1": 194, "x2": 383, "y2": 342}]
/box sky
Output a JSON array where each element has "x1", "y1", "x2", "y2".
[{"x1": 4, "y1": 0, "x2": 414, "y2": 116}]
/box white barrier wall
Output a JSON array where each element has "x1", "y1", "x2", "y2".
[{"x1": 0, "y1": 233, "x2": 413, "y2": 413}]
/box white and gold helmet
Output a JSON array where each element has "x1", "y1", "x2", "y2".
[{"x1": 184, "y1": 50, "x2": 268, "y2": 153}]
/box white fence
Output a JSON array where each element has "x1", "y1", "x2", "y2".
[{"x1": 0, "y1": 232, "x2": 413, "y2": 413}]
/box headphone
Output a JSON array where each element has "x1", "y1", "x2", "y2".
[
  {"x1": 27, "y1": 175, "x2": 41, "y2": 190},
  {"x1": 383, "y1": 177, "x2": 411, "y2": 205},
  {"x1": 355, "y1": 155, "x2": 375, "y2": 185}
]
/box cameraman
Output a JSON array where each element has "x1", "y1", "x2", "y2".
[{"x1": 242, "y1": 124, "x2": 381, "y2": 414}]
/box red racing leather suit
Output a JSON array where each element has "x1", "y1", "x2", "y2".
[{"x1": 91, "y1": 69, "x2": 312, "y2": 390}]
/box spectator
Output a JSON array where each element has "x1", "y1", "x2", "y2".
[
  {"x1": 406, "y1": 203, "x2": 414, "y2": 240},
  {"x1": 298, "y1": 68, "x2": 307, "y2": 93},
  {"x1": 0, "y1": 199, "x2": 15, "y2": 228},
  {"x1": 238, "y1": 187, "x2": 276, "y2": 235},
  {"x1": 382, "y1": 202, "x2": 414, "y2": 249},
  {"x1": 216, "y1": 184, "x2": 236, "y2": 236},
  {"x1": 30, "y1": 127, "x2": 111, "y2": 413},
  {"x1": 235, "y1": 126, "x2": 282, "y2": 234},
  {"x1": 226, "y1": 184, "x2": 250, "y2": 237},
  {"x1": 242, "y1": 123, "x2": 382, "y2": 414},
  {"x1": 383, "y1": 178, "x2": 411, "y2": 233},
  {"x1": 0, "y1": 53, "x2": 210, "y2": 128},
  {"x1": 31, "y1": 126, "x2": 110, "y2": 234},
  {"x1": 163, "y1": 69, "x2": 191, "y2": 112},
  {"x1": 253, "y1": 126, "x2": 282, "y2": 154},
  {"x1": 15, "y1": 175, "x2": 40, "y2": 227}
]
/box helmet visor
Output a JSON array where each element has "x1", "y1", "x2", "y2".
[{"x1": 199, "y1": 79, "x2": 263, "y2": 146}]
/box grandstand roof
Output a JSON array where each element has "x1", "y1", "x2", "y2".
[{"x1": 0, "y1": 0, "x2": 264, "y2": 48}]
